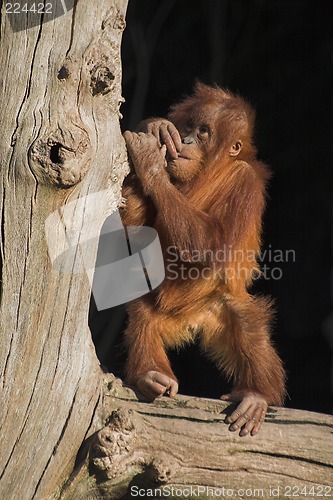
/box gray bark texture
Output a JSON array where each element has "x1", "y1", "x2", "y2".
[
  {"x1": 63, "y1": 376, "x2": 333, "y2": 499},
  {"x1": 0, "y1": 1, "x2": 332, "y2": 499},
  {"x1": 0, "y1": 1, "x2": 128, "y2": 498}
]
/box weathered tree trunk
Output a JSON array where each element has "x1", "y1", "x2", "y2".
[
  {"x1": 1, "y1": 2, "x2": 333, "y2": 499},
  {"x1": 0, "y1": 1, "x2": 128, "y2": 498},
  {"x1": 62, "y1": 376, "x2": 333, "y2": 499}
]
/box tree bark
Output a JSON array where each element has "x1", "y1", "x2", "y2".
[
  {"x1": 62, "y1": 376, "x2": 333, "y2": 499},
  {"x1": 0, "y1": 1, "x2": 128, "y2": 498}
]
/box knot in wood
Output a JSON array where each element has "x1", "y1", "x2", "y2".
[
  {"x1": 90, "y1": 65, "x2": 115, "y2": 96},
  {"x1": 29, "y1": 128, "x2": 90, "y2": 188},
  {"x1": 102, "y1": 9, "x2": 126, "y2": 31},
  {"x1": 113, "y1": 13, "x2": 126, "y2": 31},
  {"x1": 148, "y1": 456, "x2": 175, "y2": 484},
  {"x1": 106, "y1": 408, "x2": 136, "y2": 433},
  {"x1": 91, "y1": 409, "x2": 137, "y2": 480},
  {"x1": 57, "y1": 65, "x2": 70, "y2": 80}
]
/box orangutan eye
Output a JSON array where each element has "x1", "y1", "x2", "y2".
[{"x1": 198, "y1": 125, "x2": 210, "y2": 139}]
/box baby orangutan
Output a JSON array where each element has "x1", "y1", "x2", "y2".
[{"x1": 121, "y1": 83, "x2": 285, "y2": 436}]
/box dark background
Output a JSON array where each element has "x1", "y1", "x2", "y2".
[{"x1": 90, "y1": 0, "x2": 333, "y2": 414}]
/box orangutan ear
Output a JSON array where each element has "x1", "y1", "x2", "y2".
[{"x1": 229, "y1": 140, "x2": 243, "y2": 156}]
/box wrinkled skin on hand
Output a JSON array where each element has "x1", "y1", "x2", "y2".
[
  {"x1": 136, "y1": 370, "x2": 179, "y2": 400},
  {"x1": 137, "y1": 118, "x2": 182, "y2": 160},
  {"x1": 123, "y1": 131, "x2": 170, "y2": 194},
  {"x1": 221, "y1": 390, "x2": 268, "y2": 436}
]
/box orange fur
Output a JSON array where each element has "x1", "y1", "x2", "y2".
[{"x1": 121, "y1": 83, "x2": 285, "y2": 406}]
